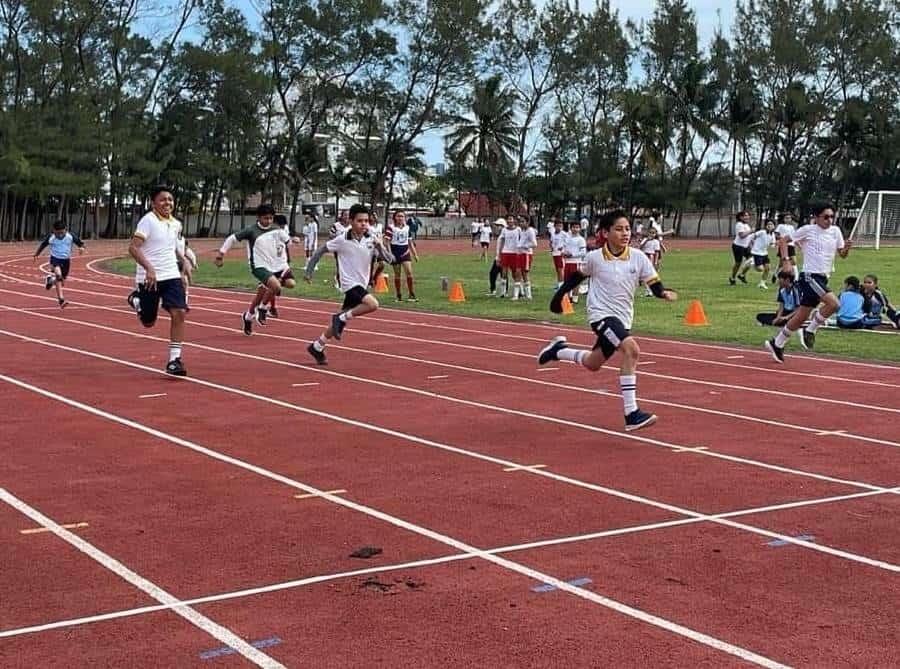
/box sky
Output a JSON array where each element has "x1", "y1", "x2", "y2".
[{"x1": 224, "y1": 0, "x2": 736, "y2": 164}]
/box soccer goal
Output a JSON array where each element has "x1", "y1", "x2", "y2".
[{"x1": 848, "y1": 190, "x2": 900, "y2": 249}]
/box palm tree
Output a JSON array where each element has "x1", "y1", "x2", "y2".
[{"x1": 446, "y1": 75, "x2": 519, "y2": 190}]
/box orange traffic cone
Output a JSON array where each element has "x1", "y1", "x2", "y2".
[
  {"x1": 561, "y1": 294, "x2": 575, "y2": 315},
  {"x1": 448, "y1": 281, "x2": 466, "y2": 303},
  {"x1": 683, "y1": 299, "x2": 709, "y2": 326},
  {"x1": 374, "y1": 273, "x2": 389, "y2": 293}
]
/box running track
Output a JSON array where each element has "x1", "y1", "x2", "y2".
[{"x1": 1, "y1": 242, "x2": 899, "y2": 668}]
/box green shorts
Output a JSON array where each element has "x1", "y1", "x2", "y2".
[{"x1": 251, "y1": 266, "x2": 275, "y2": 284}]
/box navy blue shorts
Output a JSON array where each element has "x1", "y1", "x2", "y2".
[
  {"x1": 342, "y1": 285, "x2": 369, "y2": 310},
  {"x1": 135, "y1": 278, "x2": 187, "y2": 326},
  {"x1": 391, "y1": 244, "x2": 411, "y2": 264},
  {"x1": 731, "y1": 244, "x2": 751, "y2": 264},
  {"x1": 752, "y1": 254, "x2": 769, "y2": 268},
  {"x1": 590, "y1": 317, "x2": 631, "y2": 360},
  {"x1": 797, "y1": 273, "x2": 830, "y2": 308},
  {"x1": 50, "y1": 257, "x2": 71, "y2": 279}
]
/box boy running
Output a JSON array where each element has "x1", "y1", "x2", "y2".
[
  {"x1": 303, "y1": 204, "x2": 394, "y2": 365},
  {"x1": 34, "y1": 220, "x2": 86, "y2": 308},
  {"x1": 747, "y1": 220, "x2": 776, "y2": 288},
  {"x1": 538, "y1": 210, "x2": 677, "y2": 431},
  {"x1": 729, "y1": 210, "x2": 753, "y2": 284},
  {"x1": 764, "y1": 204, "x2": 851, "y2": 362},
  {"x1": 385, "y1": 210, "x2": 419, "y2": 301},
  {"x1": 127, "y1": 185, "x2": 191, "y2": 376},
  {"x1": 214, "y1": 204, "x2": 296, "y2": 336}
]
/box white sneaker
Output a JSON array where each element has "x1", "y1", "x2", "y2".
[{"x1": 758, "y1": 281, "x2": 768, "y2": 289}]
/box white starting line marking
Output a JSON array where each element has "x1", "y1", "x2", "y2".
[
  {"x1": 670, "y1": 446, "x2": 709, "y2": 454},
  {"x1": 816, "y1": 429, "x2": 848, "y2": 437},
  {"x1": 503, "y1": 464, "x2": 547, "y2": 473},
  {"x1": 138, "y1": 393, "x2": 167, "y2": 399},
  {"x1": 21, "y1": 521, "x2": 89, "y2": 535},
  {"x1": 535, "y1": 367, "x2": 559, "y2": 372},
  {"x1": 638, "y1": 361, "x2": 656, "y2": 366},
  {"x1": 726, "y1": 355, "x2": 745, "y2": 359},
  {"x1": 291, "y1": 382, "x2": 319, "y2": 388},
  {"x1": 294, "y1": 489, "x2": 346, "y2": 500},
  {"x1": 426, "y1": 375, "x2": 449, "y2": 380}
]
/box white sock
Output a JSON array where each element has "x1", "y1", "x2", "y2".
[
  {"x1": 524, "y1": 282, "x2": 532, "y2": 298},
  {"x1": 620, "y1": 375, "x2": 637, "y2": 414},
  {"x1": 339, "y1": 310, "x2": 354, "y2": 323},
  {"x1": 557, "y1": 348, "x2": 588, "y2": 366},
  {"x1": 168, "y1": 342, "x2": 182, "y2": 362},
  {"x1": 513, "y1": 282, "x2": 522, "y2": 299},
  {"x1": 313, "y1": 336, "x2": 326, "y2": 351},
  {"x1": 807, "y1": 310, "x2": 826, "y2": 333},
  {"x1": 774, "y1": 326, "x2": 794, "y2": 348}
]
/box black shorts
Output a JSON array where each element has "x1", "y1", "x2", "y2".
[
  {"x1": 49, "y1": 257, "x2": 71, "y2": 279},
  {"x1": 590, "y1": 317, "x2": 631, "y2": 360},
  {"x1": 480, "y1": 241, "x2": 489, "y2": 248},
  {"x1": 753, "y1": 254, "x2": 769, "y2": 268},
  {"x1": 272, "y1": 268, "x2": 294, "y2": 284},
  {"x1": 731, "y1": 244, "x2": 751, "y2": 264},
  {"x1": 390, "y1": 244, "x2": 411, "y2": 264},
  {"x1": 135, "y1": 278, "x2": 188, "y2": 326},
  {"x1": 787, "y1": 245, "x2": 796, "y2": 258},
  {"x1": 797, "y1": 273, "x2": 830, "y2": 308},
  {"x1": 342, "y1": 285, "x2": 369, "y2": 310}
]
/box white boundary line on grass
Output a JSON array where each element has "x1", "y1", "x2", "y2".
[
  {"x1": 2, "y1": 327, "x2": 900, "y2": 577},
  {"x1": 1, "y1": 299, "x2": 896, "y2": 496},
  {"x1": 0, "y1": 373, "x2": 788, "y2": 669},
  {"x1": 0, "y1": 488, "x2": 285, "y2": 668},
  {"x1": 82, "y1": 254, "x2": 900, "y2": 373}
]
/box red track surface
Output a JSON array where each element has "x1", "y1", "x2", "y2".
[{"x1": 1, "y1": 241, "x2": 899, "y2": 668}]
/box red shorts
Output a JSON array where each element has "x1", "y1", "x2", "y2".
[
  {"x1": 500, "y1": 253, "x2": 518, "y2": 270},
  {"x1": 516, "y1": 253, "x2": 533, "y2": 271},
  {"x1": 552, "y1": 255, "x2": 563, "y2": 270},
  {"x1": 563, "y1": 262, "x2": 581, "y2": 281}
]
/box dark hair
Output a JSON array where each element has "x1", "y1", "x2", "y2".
[
  {"x1": 273, "y1": 214, "x2": 288, "y2": 227},
  {"x1": 864, "y1": 273, "x2": 878, "y2": 284},
  {"x1": 52, "y1": 220, "x2": 67, "y2": 231},
  {"x1": 257, "y1": 203, "x2": 276, "y2": 217},
  {"x1": 812, "y1": 203, "x2": 835, "y2": 216},
  {"x1": 348, "y1": 203, "x2": 370, "y2": 219},
  {"x1": 597, "y1": 209, "x2": 629, "y2": 231},
  {"x1": 392, "y1": 210, "x2": 405, "y2": 221},
  {"x1": 777, "y1": 270, "x2": 794, "y2": 280},
  {"x1": 844, "y1": 275, "x2": 860, "y2": 291},
  {"x1": 150, "y1": 185, "x2": 173, "y2": 200},
  {"x1": 736, "y1": 210, "x2": 749, "y2": 220}
]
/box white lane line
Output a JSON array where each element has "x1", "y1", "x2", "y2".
[
  {"x1": 0, "y1": 488, "x2": 285, "y2": 668},
  {"x1": 637, "y1": 361, "x2": 656, "y2": 366},
  {"x1": 21, "y1": 521, "x2": 89, "y2": 535},
  {"x1": 290, "y1": 382, "x2": 319, "y2": 388},
  {"x1": 0, "y1": 374, "x2": 787, "y2": 668},
  {"x1": 502, "y1": 464, "x2": 547, "y2": 472},
  {"x1": 535, "y1": 367, "x2": 559, "y2": 372},
  {"x1": 3, "y1": 336, "x2": 900, "y2": 579},
  {"x1": 727, "y1": 355, "x2": 745, "y2": 359},
  {"x1": 2, "y1": 303, "x2": 897, "y2": 498},
  {"x1": 294, "y1": 489, "x2": 346, "y2": 499},
  {"x1": 426, "y1": 375, "x2": 449, "y2": 380},
  {"x1": 3, "y1": 480, "x2": 891, "y2": 640},
  {"x1": 139, "y1": 393, "x2": 167, "y2": 399}
]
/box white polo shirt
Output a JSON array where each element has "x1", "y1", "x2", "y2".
[
  {"x1": 498, "y1": 227, "x2": 520, "y2": 254},
  {"x1": 479, "y1": 223, "x2": 492, "y2": 244},
  {"x1": 326, "y1": 231, "x2": 377, "y2": 292},
  {"x1": 133, "y1": 211, "x2": 181, "y2": 283},
  {"x1": 775, "y1": 223, "x2": 795, "y2": 246},
  {"x1": 563, "y1": 233, "x2": 586, "y2": 263},
  {"x1": 733, "y1": 221, "x2": 752, "y2": 247},
  {"x1": 516, "y1": 226, "x2": 537, "y2": 254},
  {"x1": 789, "y1": 224, "x2": 845, "y2": 275},
  {"x1": 582, "y1": 245, "x2": 658, "y2": 329},
  {"x1": 750, "y1": 230, "x2": 774, "y2": 256},
  {"x1": 550, "y1": 230, "x2": 567, "y2": 256}
]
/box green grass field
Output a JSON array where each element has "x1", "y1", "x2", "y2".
[{"x1": 107, "y1": 244, "x2": 900, "y2": 362}]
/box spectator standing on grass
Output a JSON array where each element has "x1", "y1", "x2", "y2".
[
  {"x1": 126, "y1": 185, "x2": 191, "y2": 376},
  {"x1": 478, "y1": 217, "x2": 492, "y2": 261},
  {"x1": 862, "y1": 274, "x2": 900, "y2": 329},
  {"x1": 756, "y1": 271, "x2": 799, "y2": 326},
  {"x1": 385, "y1": 210, "x2": 419, "y2": 302},
  {"x1": 513, "y1": 217, "x2": 537, "y2": 300},
  {"x1": 562, "y1": 219, "x2": 587, "y2": 303},
  {"x1": 549, "y1": 219, "x2": 567, "y2": 287},
  {"x1": 747, "y1": 220, "x2": 776, "y2": 288},
  {"x1": 303, "y1": 204, "x2": 394, "y2": 365},
  {"x1": 537, "y1": 209, "x2": 677, "y2": 432},
  {"x1": 764, "y1": 203, "x2": 851, "y2": 362},
  {"x1": 774, "y1": 212, "x2": 798, "y2": 281},
  {"x1": 471, "y1": 218, "x2": 481, "y2": 247},
  {"x1": 729, "y1": 210, "x2": 754, "y2": 285},
  {"x1": 302, "y1": 214, "x2": 319, "y2": 266},
  {"x1": 496, "y1": 216, "x2": 519, "y2": 299},
  {"x1": 34, "y1": 219, "x2": 86, "y2": 308}
]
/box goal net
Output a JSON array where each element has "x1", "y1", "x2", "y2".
[{"x1": 848, "y1": 190, "x2": 900, "y2": 249}]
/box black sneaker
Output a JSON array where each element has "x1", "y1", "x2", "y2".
[
  {"x1": 45, "y1": 275, "x2": 55, "y2": 290},
  {"x1": 538, "y1": 336, "x2": 567, "y2": 365},
  {"x1": 765, "y1": 338, "x2": 785, "y2": 364},
  {"x1": 307, "y1": 342, "x2": 327, "y2": 365},
  {"x1": 728, "y1": 277, "x2": 736, "y2": 286},
  {"x1": 625, "y1": 409, "x2": 657, "y2": 431},
  {"x1": 331, "y1": 313, "x2": 346, "y2": 340},
  {"x1": 241, "y1": 312, "x2": 253, "y2": 336},
  {"x1": 268, "y1": 306, "x2": 279, "y2": 318},
  {"x1": 127, "y1": 290, "x2": 141, "y2": 313},
  {"x1": 737, "y1": 274, "x2": 747, "y2": 284},
  {"x1": 256, "y1": 307, "x2": 268, "y2": 326},
  {"x1": 798, "y1": 328, "x2": 815, "y2": 350},
  {"x1": 165, "y1": 358, "x2": 187, "y2": 376},
  {"x1": 59, "y1": 299, "x2": 68, "y2": 309}
]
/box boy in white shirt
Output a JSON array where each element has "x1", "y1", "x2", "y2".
[
  {"x1": 478, "y1": 218, "x2": 493, "y2": 260},
  {"x1": 562, "y1": 220, "x2": 587, "y2": 303},
  {"x1": 538, "y1": 209, "x2": 677, "y2": 431},
  {"x1": 764, "y1": 204, "x2": 852, "y2": 362},
  {"x1": 773, "y1": 212, "x2": 798, "y2": 281},
  {"x1": 747, "y1": 220, "x2": 776, "y2": 288},
  {"x1": 729, "y1": 210, "x2": 754, "y2": 285}
]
